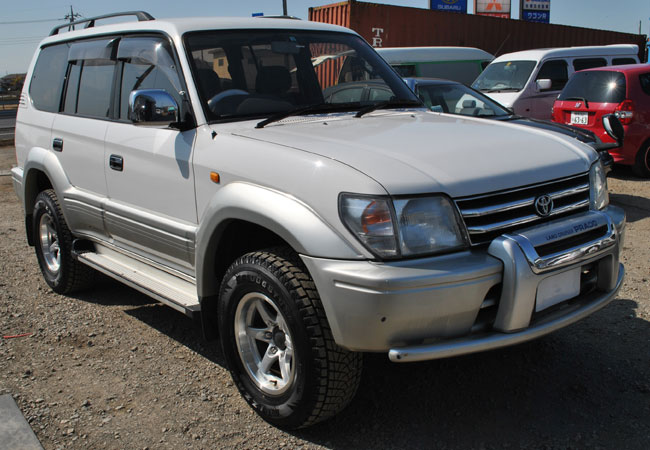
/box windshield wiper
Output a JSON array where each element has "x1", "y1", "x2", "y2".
[
  {"x1": 354, "y1": 99, "x2": 422, "y2": 118},
  {"x1": 563, "y1": 96, "x2": 589, "y2": 109},
  {"x1": 483, "y1": 87, "x2": 520, "y2": 93},
  {"x1": 255, "y1": 103, "x2": 332, "y2": 128}
]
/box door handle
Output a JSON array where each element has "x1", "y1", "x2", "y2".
[
  {"x1": 52, "y1": 138, "x2": 63, "y2": 152},
  {"x1": 109, "y1": 154, "x2": 124, "y2": 171}
]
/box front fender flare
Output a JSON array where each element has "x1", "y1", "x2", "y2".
[{"x1": 195, "y1": 182, "x2": 364, "y2": 297}]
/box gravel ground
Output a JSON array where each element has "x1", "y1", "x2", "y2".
[{"x1": 1, "y1": 144, "x2": 649, "y2": 449}]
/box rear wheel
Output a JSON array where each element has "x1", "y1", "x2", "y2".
[
  {"x1": 218, "y1": 248, "x2": 362, "y2": 429},
  {"x1": 632, "y1": 142, "x2": 650, "y2": 178},
  {"x1": 33, "y1": 189, "x2": 93, "y2": 294}
]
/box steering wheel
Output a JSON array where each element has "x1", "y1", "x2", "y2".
[{"x1": 207, "y1": 89, "x2": 250, "y2": 113}]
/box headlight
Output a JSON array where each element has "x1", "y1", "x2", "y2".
[
  {"x1": 339, "y1": 194, "x2": 468, "y2": 259},
  {"x1": 589, "y1": 161, "x2": 609, "y2": 210}
]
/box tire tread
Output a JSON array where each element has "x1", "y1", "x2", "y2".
[
  {"x1": 35, "y1": 189, "x2": 94, "y2": 294},
  {"x1": 223, "y1": 247, "x2": 362, "y2": 428}
]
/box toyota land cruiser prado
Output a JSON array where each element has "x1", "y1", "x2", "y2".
[{"x1": 12, "y1": 12, "x2": 625, "y2": 429}]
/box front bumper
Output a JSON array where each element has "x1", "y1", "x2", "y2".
[{"x1": 301, "y1": 206, "x2": 625, "y2": 360}]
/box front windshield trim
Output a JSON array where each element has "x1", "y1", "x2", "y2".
[{"x1": 182, "y1": 28, "x2": 419, "y2": 124}]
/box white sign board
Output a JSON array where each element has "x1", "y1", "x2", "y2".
[{"x1": 476, "y1": 0, "x2": 511, "y2": 14}]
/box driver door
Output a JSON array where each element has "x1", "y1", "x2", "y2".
[{"x1": 103, "y1": 35, "x2": 197, "y2": 273}]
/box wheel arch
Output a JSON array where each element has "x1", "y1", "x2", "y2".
[{"x1": 195, "y1": 182, "x2": 364, "y2": 339}]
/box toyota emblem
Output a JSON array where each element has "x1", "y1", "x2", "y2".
[{"x1": 534, "y1": 195, "x2": 554, "y2": 217}]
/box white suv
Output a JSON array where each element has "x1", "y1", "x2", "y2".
[{"x1": 12, "y1": 12, "x2": 625, "y2": 429}]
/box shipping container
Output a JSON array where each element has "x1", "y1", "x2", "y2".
[{"x1": 309, "y1": 0, "x2": 647, "y2": 61}]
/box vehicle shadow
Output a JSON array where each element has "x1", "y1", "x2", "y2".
[
  {"x1": 70, "y1": 278, "x2": 225, "y2": 365},
  {"x1": 69, "y1": 275, "x2": 159, "y2": 308},
  {"x1": 609, "y1": 164, "x2": 648, "y2": 182},
  {"x1": 293, "y1": 298, "x2": 650, "y2": 449},
  {"x1": 610, "y1": 193, "x2": 650, "y2": 223},
  {"x1": 72, "y1": 281, "x2": 650, "y2": 448}
]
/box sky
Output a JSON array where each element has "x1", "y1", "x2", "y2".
[{"x1": 1, "y1": 0, "x2": 649, "y2": 75}]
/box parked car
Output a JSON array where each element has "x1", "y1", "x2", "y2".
[
  {"x1": 473, "y1": 45, "x2": 639, "y2": 120},
  {"x1": 404, "y1": 77, "x2": 619, "y2": 171},
  {"x1": 552, "y1": 64, "x2": 650, "y2": 177},
  {"x1": 375, "y1": 46, "x2": 493, "y2": 85},
  {"x1": 13, "y1": 11, "x2": 625, "y2": 429},
  {"x1": 322, "y1": 80, "x2": 393, "y2": 103}
]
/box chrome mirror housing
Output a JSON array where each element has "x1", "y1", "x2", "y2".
[
  {"x1": 536, "y1": 79, "x2": 552, "y2": 91},
  {"x1": 128, "y1": 89, "x2": 179, "y2": 127}
]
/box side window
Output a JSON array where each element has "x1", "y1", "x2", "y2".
[
  {"x1": 639, "y1": 74, "x2": 650, "y2": 96},
  {"x1": 63, "y1": 38, "x2": 117, "y2": 118},
  {"x1": 613, "y1": 58, "x2": 636, "y2": 66},
  {"x1": 391, "y1": 65, "x2": 416, "y2": 77},
  {"x1": 29, "y1": 43, "x2": 70, "y2": 112},
  {"x1": 117, "y1": 36, "x2": 184, "y2": 121},
  {"x1": 419, "y1": 61, "x2": 483, "y2": 85},
  {"x1": 573, "y1": 58, "x2": 606, "y2": 71},
  {"x1": 76, "y1": 61, "x2": 116, "y2": 118},
  {"x1": 536, "y1": 60, "x2": 568, "y2": 91}
]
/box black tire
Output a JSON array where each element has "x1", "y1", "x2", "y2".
[
  {"x1": 632, "y1": 142, "x2": 650, "y2": 178},
  {"x1": 217, "y1": 248, "x2": 362, "y2": 429},
  {"x1": 33, "y1": 189, "x2": 93, "y2": 294}
]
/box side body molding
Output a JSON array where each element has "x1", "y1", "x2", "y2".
[{"x1": 195, "y1": 182, "x2": 363, "y2": 298}]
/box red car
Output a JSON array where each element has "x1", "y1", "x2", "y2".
[{"x1": 552, "y1": 64, "x2": 650, "y2": 177}]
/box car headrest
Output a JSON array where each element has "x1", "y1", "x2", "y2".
[{"x1": 256, "y1": 66, "x2": 292, "y2": 95}]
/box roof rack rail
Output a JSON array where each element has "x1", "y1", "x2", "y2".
[
  {"x1": 50, "y1": 11, "x2": 155, "y2": 36},
  {"x1": 255, "y1": 15, "x2": 302, "y2": 20}
]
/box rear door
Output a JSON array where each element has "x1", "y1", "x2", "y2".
[{"x1": 51, "y1": 38, "x2": 118, "y2": 239}]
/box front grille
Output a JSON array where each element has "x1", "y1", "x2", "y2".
[{"x1": 455, "y1": 173, "x2": 590, "y2": 245}]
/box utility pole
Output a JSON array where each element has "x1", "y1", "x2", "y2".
[
  {"x1": 282, "y1": 0, "x2": 288, "y2": 16},
  {"x1": 64, "y1": 5, "x2": 82, "y2": 31}
]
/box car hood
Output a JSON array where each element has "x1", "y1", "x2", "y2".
[
  {"x1": 498, "y1": 116, "x2": 597, "y2": 144},
  {"x1": 481, "y1": 91, "x2": 519, "y2": 108},
  {"x1": 223, "y1": 110, "x2": 595, "y2": 198}
]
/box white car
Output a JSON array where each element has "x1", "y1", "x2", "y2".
[
  {"x1": 12, "y1": 11, "x2": 625, "y2": 429},
  {"x1": 473, "y1": 44, "x2": 639, "y2": 119}
]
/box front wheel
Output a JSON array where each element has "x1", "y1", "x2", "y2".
[
  {"x1": 632, "y1": 142, "x2": 650, "y2": 178},
  {"x1": 218, "y1": 248, "x2": 362, "y2": 429}
]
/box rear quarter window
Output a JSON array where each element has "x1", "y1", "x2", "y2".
[{"x1": 29, "y1": 44, "x2": 70, "y2": 112}]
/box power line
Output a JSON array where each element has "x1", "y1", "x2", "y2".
[{"x1": 0, "y1": 18, "x2": 62, "y2": 25}]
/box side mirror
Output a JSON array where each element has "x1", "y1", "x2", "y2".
[
  {"x1": 602, "y1": 114, "x2": 625, "y2": 146},
  {"x1": 129, "y1": 89, "x2": 179, "y2": 127},
  {"x1": 536, "y1": 79, "x2": 552, "y2": 91}
]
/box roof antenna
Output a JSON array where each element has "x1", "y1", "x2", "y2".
[{"x1": 64, "y1": 5, "x2": 82, "y2": 32}]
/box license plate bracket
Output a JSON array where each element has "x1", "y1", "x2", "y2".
[
  {"x1": 570, "y1": 111, "x2": 588, "y2": 125},
  {"x1": 536, "y1": 267, "x2": 581, "y2": 312}
]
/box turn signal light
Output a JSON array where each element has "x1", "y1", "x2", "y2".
[
  {"x1": 615, "y1": 100, "x2": 634, "y2": 125},
  {"x1": 361, "y1": 200, "x2": 392, "y2": 234},
  {"x1": 210, "y1": 171, "x2": 220, "y2": 184}
]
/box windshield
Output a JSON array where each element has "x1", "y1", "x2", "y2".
[
  {"x1": 558, "y1": 71, "x2": 626, "y2": 103},
  {"x1": 417, "y1": 82, "x2": 510, "y2": 117},
  {"x1": 184, "y1": 30, "x2": 418, "y2": 121},
  {"x1": 472, "y1": 60, "x2": 536, "y2": 92}
]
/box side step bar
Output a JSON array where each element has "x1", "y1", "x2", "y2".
[{"x1": 75, "y1": 244, "x2": 201, "y2": 317}]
